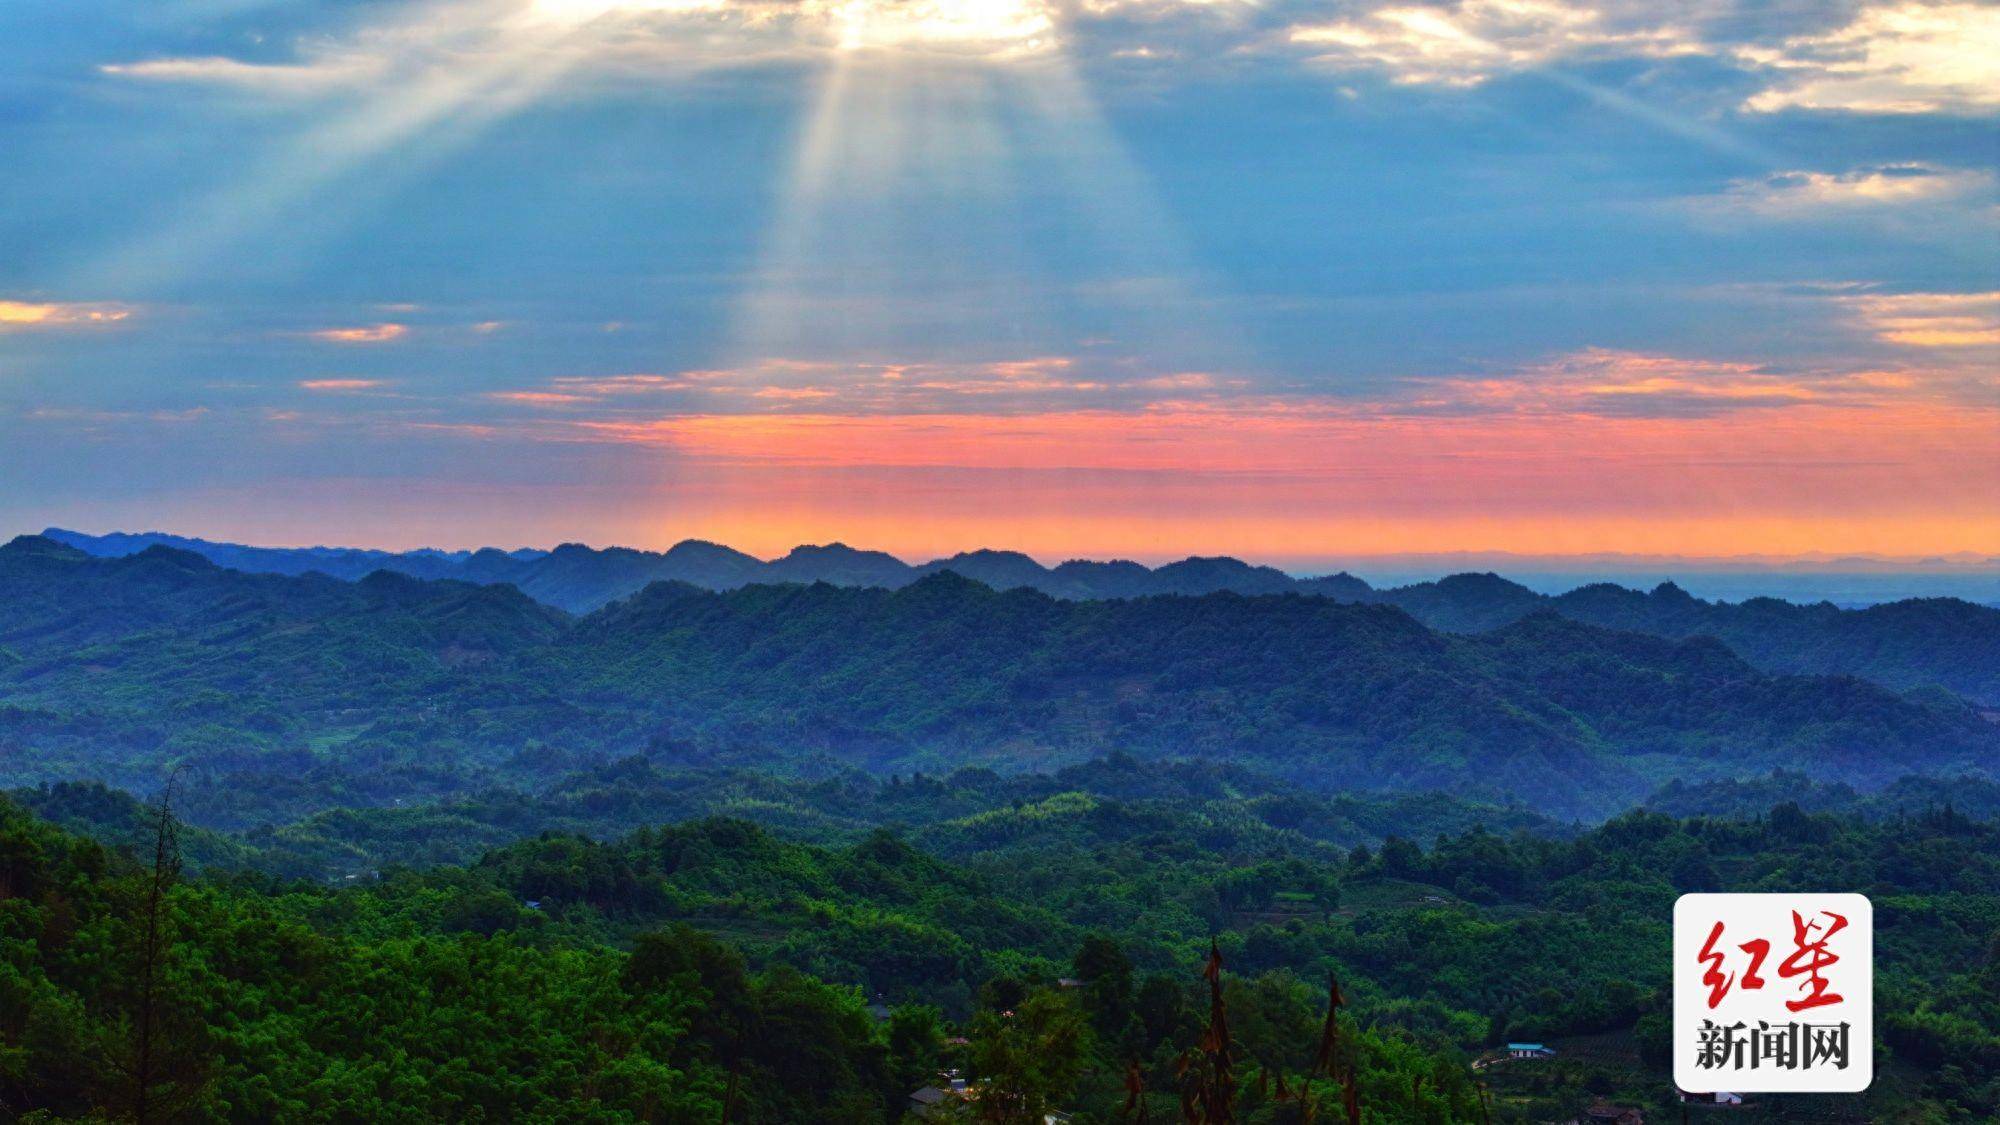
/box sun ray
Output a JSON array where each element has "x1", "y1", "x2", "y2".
[
  {"x1": 732, "y1": 53, "x2": 1051, "y2": 365},
  {"x1": 728, "y1": 29, "x2": 1242, "y2": 382},
  {"x1": 71, "y1": 0, "x2": 622, "y2": 297}
]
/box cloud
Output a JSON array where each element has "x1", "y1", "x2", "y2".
[
  {"x1": 490, "y1": 356, "x2": 1248, "y2": 415},
  {"x1": 1390, "y1": 348, "x2": 1925, "y2": 419},
  {"x1": 98, "y1": 0, "x2": 1067, "y2": 93},
  {"x1": 479, "y1": 347, "x2": 1968, "y2": 438},
  {"x1": 82, "y1": 0, "x2": 2000, "y2": 129},
  {"x1": 751, "y1": 385, "x2": 840, "y2": 400},
  {"x1": 826, "y1": 0, "x2": 1058, "y2": 54},
  {"x1": 1740, "y1": 2, "x2": 2000, "y2": 114},
  {"x1": 471, "y1": 344, "x2": 1989, "y2": 432},
  {"x1": 299, "y1": 378, "x2": 389, "y2": 391},
  {"x1": 548, "y1": 373, "x2": 705, "y2": 394},
  {"x1": 1698, "y1": 163, "x2": 1995, "y2": 217},
  {"x1": 303, "y1": 323, "x2": 409, "y2": 344},
  {"x1": 0, "y1": 300, "x2": 137, "y2": 332},
  {"x1": 528, "y1": 0, "x2": 732, "y2": 23},
  {"x1": 1286, "y1": 0, "x2": 1700, "y2": 87},
  {"x1": 1842, "y1": 290, "x2": 2000, "y2": 348},
  {"x1": 99, "y1": 55, "x2": 387, "y2": 93},
  {"x1": 488, "y1": 390, "x2": 596, "y2": 405},
  {"x1": 83, "y1": 0, "x2": 1745, "y2": 96},
  {"x1": 18, "y1": 405, "x2": 210, "y2": 426}
]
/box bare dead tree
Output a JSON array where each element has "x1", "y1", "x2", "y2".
[
  {"x1": 1292, "y1": 971, "x2": 1349, "y2": 1124},
  {"x1": 1121, "y1": 1059, "x2": 1152, "y2": 1124},
  {"x1": 1176, "y1": 942, "x2": 1235, "y2": 1125}
]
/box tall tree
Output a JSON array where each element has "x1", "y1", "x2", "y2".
[
  {"x1": 115, "y1": 772, "x2": 206, "y2": 1122},
  {"x1": 964, "y1": 990, "x2": 1090, "y2": 1124}
]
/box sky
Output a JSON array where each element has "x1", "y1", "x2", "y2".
[{"x1": 1, "y1": 0, "x2": 1996, "y2": 566}]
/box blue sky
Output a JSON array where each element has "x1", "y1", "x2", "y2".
[{"x1": 1, "y1": 0, "x2": 1995, "y2": 562}]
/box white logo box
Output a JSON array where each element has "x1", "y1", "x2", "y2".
[{"x1": 1673, "y1": 893, "x2": 1872, "y2": 1094}]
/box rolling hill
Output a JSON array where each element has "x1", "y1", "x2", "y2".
[
  {"x1": 3, "y1": 534, "x2": 1993, "y2": 825},
  {"x1": 43, "y1": 527, "x2": 2000, "y2": 703}
]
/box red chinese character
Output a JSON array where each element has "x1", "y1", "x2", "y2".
[
  {"x1": 1741, "y1": 936, "x2": 1770, "y2": 991},
  {"x1": 1778, "y1": 909, "x2": 1847, "y2": 1012},
  {"x1": 1697, "y1": 921, "x2": 1771, "y2": 1009}
]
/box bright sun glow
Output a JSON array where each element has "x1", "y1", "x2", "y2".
[
  {"x1": 528, "y1": 0, "x2": 728, "y2": 26},
  {"x1": 531, "y1": 0, "x2": 1056, "y2": 53},
  {"x1": 827, "y1": 0, "x2": 1056, "y2": 53}
]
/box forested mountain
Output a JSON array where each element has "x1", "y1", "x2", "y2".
[
  {"x1": 1372, "y1": 573, "x2": 2000, "y2": 703},
  {"x1": 1541, "y1": 582, "x2": 2000, "y2": 702},
  {"x1": 570, "y1": 575, "x2": 1994, "y2": 810},
  {"x1": 5, "y1": 783, "x2": 1996, "y2": 1122},
  {"x1": 44, "y1": 526, "x2": 2000, "y2": 703},
  {"x1": 3, "y1": 535, "x2": 1993, "y2": 827},
  {"x1": 0, "y1": 536, "x2": 589, "y2": 807}
]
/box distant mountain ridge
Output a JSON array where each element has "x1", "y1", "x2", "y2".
[
  {"x1": 2, "y1": 534, "x2": 1995, "y2": 827},
  {"x1": 40, "y1": 527, "x2": 1340, "y2": 610},
  {"x1": 39, "y1": 527, "x2": 2000, "y2": 703}
]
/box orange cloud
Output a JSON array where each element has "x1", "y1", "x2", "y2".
[
  {"x1": 304, "y1": 323, "x2": 408, "y2": 344},
  {"x1": 0, "y1": 300, "x2": 136, "y2": 331},
  {"x1": 299, "y1": 379, "x2": 387, "y2": 391}
]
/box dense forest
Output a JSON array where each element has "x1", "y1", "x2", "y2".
[
  {"x1": 4, "y1": 782, "x2": 1996, "y2": 1122},
  {"x1": 15, "y1": 753, "x2": 1569, "y2": 880}
]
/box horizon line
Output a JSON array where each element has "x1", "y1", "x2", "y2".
[{"x1": 28, "y1": 524, "x2": 2000, "y2": 577}]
